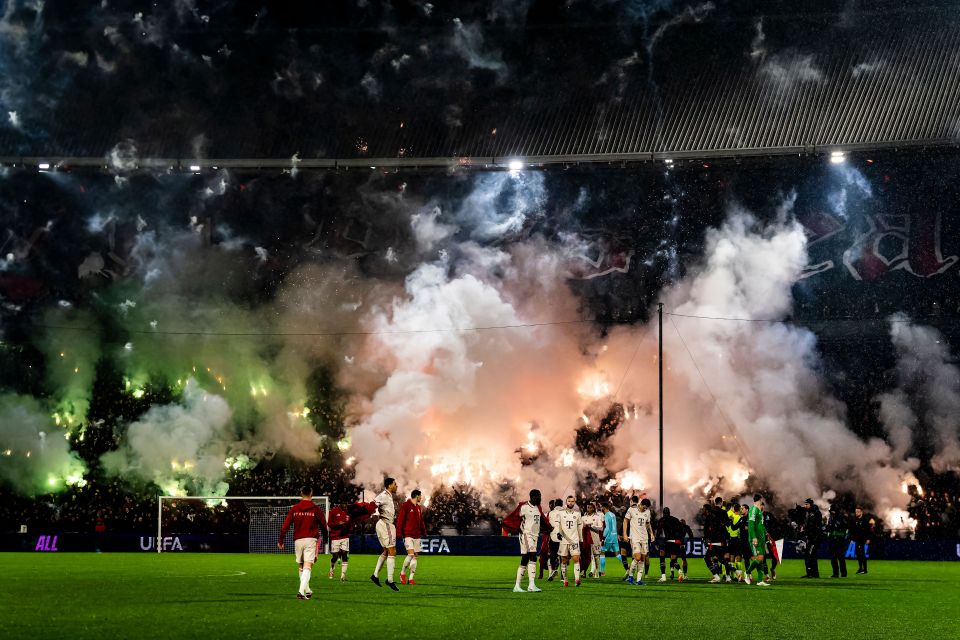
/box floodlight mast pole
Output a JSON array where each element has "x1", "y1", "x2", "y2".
[{"x1": 658, "y1": 302, "x2": 664, "y2": 511}]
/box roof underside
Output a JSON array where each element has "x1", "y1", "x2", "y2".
[{"x1": 2, "y1": 4, "x2": 959, "y2": 168}]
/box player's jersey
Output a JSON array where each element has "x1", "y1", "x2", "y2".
[
  {"x1": 603, "y1": 511, "x2": 618, "y2": 544},
  {"x1": 660, "y1": 514, "x2": 685, "y2": 541},
  {"x1": 519, "y1": 503, "x2": 542, "y2": 536},
  {"x1": 278, "y1": 499, "x2": 327, "y2": 543},
  {"x1": 582, "y1": 513, "x2": 604, "y2": 541},
  {"x1": 549, "y1": 507, "x2": 564, "y2": 542},
  {"x1": 625, "y1": 506, "x2": 651, "y2": 542},
  {"x1": 556, "y1": 509, "x2": 582, "y2": 543},
  {"x1": 726, "y1": 507, "x2": 741, "y2": 538},
  {"x1": 327, "y1": 506, "x2": 351, "y2": 540},
  {"x1": 375, "y1": 490, "x2": 396, "y2": 523},
  {"x1": 748, "y1": 505, "x2": 767, "y2": 542}
]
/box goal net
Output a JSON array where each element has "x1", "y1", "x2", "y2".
[{"x1": 157, "y1": 496, "x2": 330, "y2": 553}]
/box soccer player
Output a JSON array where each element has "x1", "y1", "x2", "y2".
[
  {"x1": 277, "y1": 486, "x2": 328, "y2": 600},
  {"x1": 622, "y1": 496, "x2": 654, "y2": 586},
  {"x1": 726, "y1": 500, "x2": 744, "y2": 581},
  {"x1": 538, "y1": 504, "x2": 554, "y2": 579},
  {"x1": 397, "y1": 489, "x2": 427, "y2": 585},
  {"x1": 504, "y1": 489, "x2": 549, "y2": 592},
  {"x1": 737, "y1": 504, "x2": 751, "y2": 581},
  {"x1": 546, "y1": 498, "x2": 564, "y2": 581},
  {"x1": 701, "y1": 503, "x2": 724, "y2": 583},
  {"x1": 582, "y1": 502, "x2": 604, "y2": 578},
  {"x1": 327, "y1": 500, "x2": 352, "y2": 581},
  {"x1": 556, "y1": 496, "x2": 583, "y2": 587},
  {"x1": 713, "y1": 497, "x2": 736, "y2": 581},
  {"x1": 746, "y1": 494, "x2": 771, "y2": 586},
  {"x1": 764, "y1": 508, "x2": 784, "y2": 580},
  {"x1": 617, "y1": 505, "x2": 633, "y2": 576},
  {"x1": 678, "y1": 518, "x2": 693, "y2": 578},
  {"x1": 370, "y1": 477, "x2": 400, "y2": 591},
  {"x1": 600, "y1": 503, "x2": 619, "y2": 577},
  {"x1": 657, "y1": 507, "x2": 687, "y2": 582}
]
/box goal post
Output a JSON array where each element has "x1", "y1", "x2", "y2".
[{"x1": 157, "y1": 495, "x2": 330, "y2": 554}]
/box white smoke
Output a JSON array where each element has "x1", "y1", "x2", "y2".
[
  {"x1": 411, "y1": 206, "x2": 458, "y2": 252},
  {"x1": 0, "y1": 394, "x2": 87, "y2": 494},
  {"x1": 107, "y1": 140, "x2": 139, "y2": 172},
  {"x1": 101, "y1": 380, "x2": 237, "y2": 496},
  {"x1": 759, "y1": 52, "x2": 823, "y2": 87},
  {"x1": 343, "y1": 191, "x2": 922, "y2": 520},
  {"x1": 451, "y1": 18, "x2": 508, "y2": 80},
  {"x1": 347, "y1": 236, "x2": 595, "y2": 502},
  {"x1": 603, "y1": 207, "x2": 917, "y2": 517},
  {"x1": 647, "y1": 2, "x2": 715, "y2": 58},
  {"x1": 880, "y1": 315, "x2": 960, "y2": 473}
]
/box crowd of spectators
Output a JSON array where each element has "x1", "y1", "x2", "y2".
[
  {"x1": 907, "y1": 485, "x2": 959, "y2": 541},
  {"x1": 2, "y1": 467, "x2": 957, "y2": 541}
]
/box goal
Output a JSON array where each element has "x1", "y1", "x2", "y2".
[{"x1": 157, "y1": 495, "x2": 330, "y2": 554}]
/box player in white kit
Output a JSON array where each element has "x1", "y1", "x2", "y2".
[
  {"x1": 622, "y1": 496, "x2": 654, "y2": 586},
  {"x1": 546, "y1": 499, "x2": 564, "y2": 581},
  {"x1": 513, "y1": 489, "x2": 547, "y2": 593},
  {"x1": 370, "y1": 477, "x2": 400, "y2": 591},
  {"x1": 581, "y1": 501, "x2": 605, "y2": 578},
  {"x1": 556, "y1": 496, "x2": 584, "y2": 587}
]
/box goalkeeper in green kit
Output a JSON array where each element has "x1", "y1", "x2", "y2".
[{"x1": 746, "y1": 494, "x2": 771, "y2": 586}]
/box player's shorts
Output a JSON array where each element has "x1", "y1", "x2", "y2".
[
  {"x1": 666, "y1": 540, "x2": 685, "y2": 557},
  {"x1": 750, "y1": 541, "x2": 765, "y2": 557},
  {"x1": 404, "y1": 537, "x2": 422, "y2": 553},
  {"x1": 330, "y1": 538, "x2": 349, "y2": 553},
  {"x1": 629, "y1": 539, "x2": 649, "y2": 555},
  {"x1": 294, "y1": 537, "x2": 318, "y2": 564},
  {"x1": 519, "y1": 533, "x2": 539, "y2": 555},
  {"x1": 727, "y1": 537, "x2": 741, "y2": 556},
  {"x1": 559, "y1": 541, "x2": 581, "y2": 557},
  {"x1": 602, "y1": 537, "x2": 619, "y2": 554},
  {"x1": 705, "y1": 541, "x2": 725, "y2": 557},
  {"x1": 376, "y1": 520, "x2": 397, "y2": 548},
  {"x1": 589, "y1": 542, "x2": 602, "y2": 557}
]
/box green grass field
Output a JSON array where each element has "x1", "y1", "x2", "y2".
[{"x1": 1, "y1": 553, "x2": 957, "y2": 639}]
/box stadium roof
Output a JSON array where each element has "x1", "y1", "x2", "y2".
[{"x1": 2, "y1": 3, "x2": 959, "y2": 169}]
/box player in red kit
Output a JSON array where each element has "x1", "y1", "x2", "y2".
[
  {"x1": 397, "y1": 489, "x2": 427, "y2": 585},
  {"x1": 327, "y1": 501, "x2": 352, "y2": 582},
  {"x1": 277, "y1": 486, "x2": 328, "y2": 600}
]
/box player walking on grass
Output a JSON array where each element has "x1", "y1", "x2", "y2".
[
  {"x1": 657, "y1": 507, "x2": 688, "y2": 583},
  {"x1": 327, "y1": 501, "x2": 352, "y2": 581},
  {"x1": 556, "y1": 496, "x2": 583, "y2": 587},
  {"x1": 397, "y1": 489, "x2": 427, "y2": 585},
  {"x1": 503, "y1": 489, "x2": 552, "y2": 592},
  {"x1": 277, "y1": 486, "x2": 328, "y2": 600},
  {"x1": 746, "y1": 494, "x2": 771, "y2": 586},
  {"x1": 547, "y1": 498, "x2": 563, "y2": 581},
  {"x1": 600, "y1": 503, "x2": 618, "y2": 577},
  {"x1": 623, "y1": 497, "x2": 654, "y2": 586},
  {"x1": 582, "y1": 502, "x2": 604, "y2": 578},
  {"x1": 371, "y1": 477, "x2": 400, "y2": 591},
  {"x1": 726, "y1": 501, "x2": 744, "y2": 581}
]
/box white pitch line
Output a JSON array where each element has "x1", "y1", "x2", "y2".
[{"x1": 158, "y1": 571, "x2": 248, "y2": 578}]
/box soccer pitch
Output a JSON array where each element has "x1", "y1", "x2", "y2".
[{"x1": 1, "y1": 554, "x2": 957, "y2": 640}]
